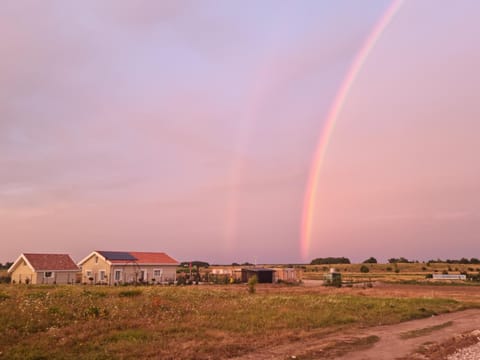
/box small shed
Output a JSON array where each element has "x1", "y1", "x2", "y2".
[
  {"x1": 241, "y1": 268, "x2": 275, "y2": 283},
  {"x1": 324, "y1": 268, "x2": 342, "y2": 287}
]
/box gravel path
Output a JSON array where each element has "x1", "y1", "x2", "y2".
[
  {"x1": 447, "y1": 342, "x2": 480, "y2": 360},
  {"x1": 447, "y1": 331, "x2": 480, "y2": 360}
]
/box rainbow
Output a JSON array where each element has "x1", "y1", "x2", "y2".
[{"x1": 300, "y1": 0, "x2": 404, "y2": 260}]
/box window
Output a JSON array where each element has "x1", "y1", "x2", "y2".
[
  {"x1": 86, "y1": 270, "x2": 92, "y2": 278},
  {"x1": 44, "y1": 272, "x2": 53, "y2": 278},
  {"x1": 114, "y1": 270, "x2": 122, "y2": 281},
  {"x1": 99, "y1": 270, "x2": 106, "y2": 281},
  {"x1": 153, "y1": 269, "x2": 162, "y2": 278}
]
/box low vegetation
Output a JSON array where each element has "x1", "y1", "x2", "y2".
[
  {"x1": 399, "y1": 321, "x2": 454, "y2": 339},
  {"x1": 0, "y1": 284, "x2": 473, "y2": 359},
  {"x1": 297, "y1": 335, "x2": 380, "y2": 359}
]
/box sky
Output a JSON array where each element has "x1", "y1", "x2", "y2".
[{"x1": 1, "y1": 1, "x2": 479, "y2": 264}]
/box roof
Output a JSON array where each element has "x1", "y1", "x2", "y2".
[
  {"x1": 241, "y1": 268, "x2": 275, "y2": 272},
  {"x1": 97, "y1": 251, "x2": 137, "y2": 261},
  {"x1": 128, "y1": 252, "x2": 178, "y2": 264},
  {"x1": 9, "y1": 253, "x2": 79, "y2": 273},
  {"x1": 79, "y1": 251, "x2": 179, "y2": 265}
]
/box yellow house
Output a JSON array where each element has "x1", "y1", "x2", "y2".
[
  {"x1": 8, "y1": 253, "x2": 79, "y2": 285},
  {"x1": 78, "y1": 251, "x2": 179, "y2": 285}
]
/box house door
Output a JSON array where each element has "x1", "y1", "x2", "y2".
[{"x1": 140, "y1": 270, "x2": 147, "y2": 282}]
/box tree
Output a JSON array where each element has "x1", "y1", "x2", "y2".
[{"x1": 362, "y1": 257, "x2": 377, "y2": 264}]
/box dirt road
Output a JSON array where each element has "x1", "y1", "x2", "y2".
[{"x1": 233, "y1": 309, "x2": 480, "y2": 360}]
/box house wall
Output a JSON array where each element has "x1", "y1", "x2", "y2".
[
  {"x1": 10, "y1": 259, "x2": 35, "y2": 284},
  {"x1": 80, "y1": 253, "x2": 177, "y2": 285},
  {"x1": 36, "y1": 271, "x2": 78, "y2": 285},
  {"x1": 80, "y1": 254, "x2": 112, "y2": 284},
  {"x1": 273, "y1": 268, "x2": 303, "y2": 282},
  {"x1": 110, "y1": 265, "x2": 177, "y2": 285}
]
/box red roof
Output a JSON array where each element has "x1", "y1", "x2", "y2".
[
  {"x1": 129, "y1": 252, "x2": 178, "y2": 264},
  {"x1": 23, "y1": 253, "x2": 79, "y2": 271},
  {"x1": 98, "y1": 251, "x2": 179, "y2": 265}
]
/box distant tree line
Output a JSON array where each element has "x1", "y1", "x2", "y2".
[
  {"x1": 310, "y1": 257, "x2": 350, "y2": 265},
  {"x1": 387, "y1": 257, "x2": 417, "y2": 263},
  {"x1": 231, "y1": 262, "x2": 254, "y2": 266},
  {"x1": 427, "y1": 258, "x2": 480, "y2": 264},
  {"x1": 0, "y1": 262, "x2": 13, "y2": 269}
]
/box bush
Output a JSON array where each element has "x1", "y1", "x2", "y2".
[
  {"x1": 248, "y1": 275, "x2": 258, "y2": 294},
  {"x1": 360, "y1": 265, "x2": 370, "y2": 273},
  {"x1": 362, "y1": 257, "x2": 377, "y2": 264},
  {"x1": 118, "y1": 290, "x2": 142, "y2": 297}
]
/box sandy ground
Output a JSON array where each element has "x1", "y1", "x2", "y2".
[{"x1": 233, "y1": 283, "x2": 480, "y2": 360}]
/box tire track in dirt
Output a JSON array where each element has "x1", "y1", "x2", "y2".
[{"x1": 232, "y1": 309, "x2": 480, "y2": 360}]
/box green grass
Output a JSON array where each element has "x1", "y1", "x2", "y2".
[{"x1": 0, "y1": 284, "x2": 473, "y2": 359}]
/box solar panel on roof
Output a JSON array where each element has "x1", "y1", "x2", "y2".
[{"x1": 98, "y1": 251, "x2": 137, "y2": 261}]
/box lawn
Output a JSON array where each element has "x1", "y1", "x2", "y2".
[{"x1": 0, "y1": 284, "x2": 472, "y2": 359}]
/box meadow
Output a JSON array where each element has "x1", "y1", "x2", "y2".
[{"x1": 0, "y1": 282, "x2": 476, "y2": 360}]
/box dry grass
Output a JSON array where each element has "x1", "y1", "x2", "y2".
[
  {"x1": 0, "y1": 283, "x2": 473, "y2": 359},
  {"x1": 302, "y1": 262, "x2": 480, "y2": 284}
]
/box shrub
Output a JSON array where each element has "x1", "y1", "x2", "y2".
[
  {"x1": 360, "y1": 265, "x2": 370, "y2": 273},
  {"x1": 362, "y1": 257, "x2": 377, "y2": 264},
  {"x1": 248, "y1": 275, "x2": 258, "y2": 294},
  {"x1": 118, "y1": 289, "x2": 142, "y2": 298}
]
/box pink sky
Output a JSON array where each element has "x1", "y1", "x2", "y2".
[{"x1": 1, "y1": 1, "x2": 479, "y2": 264}]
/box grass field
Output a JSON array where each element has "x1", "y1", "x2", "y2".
[
  {"x1": 0, "y1": 283, "x2": 475, "y2": 360},
  {"x1": 302, "y1": 262, "x2": 480, "y2": 284}
]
